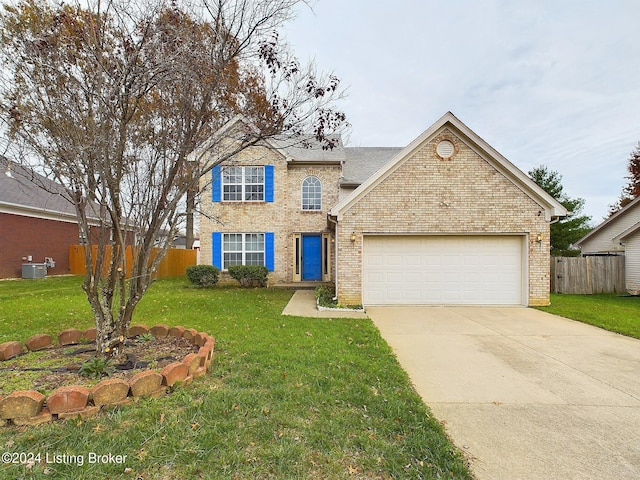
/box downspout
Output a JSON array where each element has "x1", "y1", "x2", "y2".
[{"x1": 327, "y1": 214, "x2": 339, "y2": 300}]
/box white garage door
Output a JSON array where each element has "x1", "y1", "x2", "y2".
[{"x1": 363, "y1": 235, "x2": 524, "y2": 305}]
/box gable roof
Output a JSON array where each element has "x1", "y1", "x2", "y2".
[
  {"x1": 0, "y1": 156, "x2": 77, "y2": 222},
  {"x1": 575, "y1": 196, "x2": 640, "y2": 246},
  {"x1": 330, "y1": 112, "x2": 567, "y2": 221}
]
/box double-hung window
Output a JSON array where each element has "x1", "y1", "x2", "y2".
[
  {"x1": 213, "y1": 164, "x2": 273, "y2": 203},
  {"x1": 222, "y1": 233, "x2": 265, "y2": 269},
  {"x1": 302, "y1": 176, "x2": 322, "y2": 210},
  {"x1": 213, "y1": 232, "x2": 274, "y2": 271},
  {"x1": 223, "y1": 166, "x2": 264, "y2": 201}
]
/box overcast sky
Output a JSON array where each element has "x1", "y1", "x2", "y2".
[{"x1": 282, "y1": 0, "x2": 640, "y2": 223}]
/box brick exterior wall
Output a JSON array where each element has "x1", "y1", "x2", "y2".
[
  {"x1": 0, "y1": 213, "x2": 78, "y2": 278},
  {"x1": 335, "y1": 129, "x2": 551, "y2": 306},
  {"x1": 199, "y1": 144, "x2": 340, "y2": 284},
  {"x1": 199, "y1": 126, "x2": 554, "y2": 305}
]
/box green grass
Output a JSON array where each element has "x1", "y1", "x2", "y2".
[
  {"x1": 0, "y1": 277, "x2": 94, "y2": 343},
  {"x1": 0, "y1": 276, "x2": 472, "y2": 479},
  {"x1": 536, "y1": 293, "x2": 640, "y2": 339}
]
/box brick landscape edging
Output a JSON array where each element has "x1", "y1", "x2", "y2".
[{"x1": 0, "y1": 324, "x2": 215, "y2": 427}]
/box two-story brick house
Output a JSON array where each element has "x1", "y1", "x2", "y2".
[{"x1": 199, "y1": 112, "x2": 566, "y2": 306}]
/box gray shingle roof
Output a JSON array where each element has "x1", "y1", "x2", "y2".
[
  {"x1": 0, "y1": 156, "x2": 76, "y2": 218},
  {"x1": 341, "y1": 147, "x2": 402, "y2": 185},
  {"x1": 273, "y1": 135, "x2": 347, "y2": 163}
]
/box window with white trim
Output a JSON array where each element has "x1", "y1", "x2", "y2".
[
  {"x1": 223, "y1": 233, "x2": 265, "y2": 269},
  {"x1": 223, "y1": 166, "x2": 264, "y2": 201},
  {"x1": 301, "y1": 176, "x2": 322, "y2": 210}
]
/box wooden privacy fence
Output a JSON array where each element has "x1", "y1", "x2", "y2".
[
  {"x1": 551, "y1": 256, "x2": 625, "y2": 294},
  {"x1": 69, "y1": 245, "x2": 197, "y2": 279}
]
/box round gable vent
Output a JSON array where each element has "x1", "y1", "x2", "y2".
[{"x1": 436, "y1": 140, "x2": 455, "y2": 160}]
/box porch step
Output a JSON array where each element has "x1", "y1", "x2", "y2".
[{"x1": 272, "y1": 282, "x2": 322, "y2": 290}]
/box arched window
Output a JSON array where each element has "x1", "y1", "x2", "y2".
[{"x1": 302, "y1": 176, "x2": 322, "y2": 210}]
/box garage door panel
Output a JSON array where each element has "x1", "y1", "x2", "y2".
[
  {"x1": 404, "y1": 289, "x2": 423, "y2": 301},
  {"x1": 386, "y1": 289, "x2": 403, "y2": 301},
  {"x1": 463, "y1": 256, "x2": 480, "y2": 266},
  {"x1": 383, "y1": 255, "x2": 400, "y2": 266},
  {"x1": 386, "y1": 271, "x2": 402, "y2": 283},
  {"x1": 424, "y1": 258, "x2": 442, "y2": 268},
  {"x1": 367, "y1": 254, "x2": 384, "y2": 266},
  {"x1": 367, "y1": 271, "x2": 384, "y2": 283},
  {"x1": 404, "y1": 271, "x2": 421, "y2": 281},
  {"x1": 405, "y1": 255, "x2": 422, "y2": 266},
  {"x1": 363, "y1": 235, "x2": 523, "y2": 305},
  {"x1": 442, "y1": 255, "x2": 461, "y2": 267}
]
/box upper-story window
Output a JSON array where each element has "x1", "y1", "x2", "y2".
[
  {"x1": 212, "y1": 164, "x2": 273, "y2": 203},
  {"x1": 302, "y1": 176, "x2": 322, "y2": 210},
  {"x1": 223, "y1": 166, "x2": 264, "y2": 201}
]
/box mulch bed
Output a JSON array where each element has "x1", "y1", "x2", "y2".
[{"x1": 0, "y1": 336, "x2": 199, "y2": 395}]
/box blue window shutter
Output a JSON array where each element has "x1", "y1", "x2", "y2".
[
  {"x1": 212, "y1": 232, "x2": 222, "y2": 269},
  {"x1": 265, "y1": 232, "x2": 275, "y2": 271},
  {"x1": 212, "y1": 165, "x2": 221, "y2": 202},
  {"x1": 264, "y1": 165, "x2": 274, "y2": 202}
]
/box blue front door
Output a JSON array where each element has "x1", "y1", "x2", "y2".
[{"x1": 302, "y1": 235, "x2": 322, "y2": 281}]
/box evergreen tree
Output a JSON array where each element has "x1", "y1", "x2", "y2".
[
  {"x1": 609, "y1": 142, "x2": 640, "y2": 215},
  {"x1": 529, "y1": 166, "x2": 592, "y2": 256}
]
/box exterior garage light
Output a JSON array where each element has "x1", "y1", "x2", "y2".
[{"x1": 350, "y1": 232, "x2": 356, "y2": 244}]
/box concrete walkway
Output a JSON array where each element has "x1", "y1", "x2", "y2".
[
  {"x1": 281, "y1": 289, "x2": 368, "y2": 318},
  {"x1": 368, "y1": 306, "x2": 640, "y2": 480}
]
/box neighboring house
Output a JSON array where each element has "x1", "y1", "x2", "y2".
[
  {"x1": 199, "y1": 112, "x2": 567, "y2": 306},
  {"x1": 172, "y1": 236, "x2": 200, "y2": 250},
  {"x1": 575, "y1": 196, "x2": 640, "y2": 294},
  {"x1": 0, "y1": 157, "x2": 81, "y2": 278}
]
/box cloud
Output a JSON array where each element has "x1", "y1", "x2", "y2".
[{"x1": 283, "y1": 0, "x2": 640, "y2": 221}]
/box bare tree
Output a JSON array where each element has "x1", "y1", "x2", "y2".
[{"x1": 0, "y1": 0, "x2": 347, "y2": 358}]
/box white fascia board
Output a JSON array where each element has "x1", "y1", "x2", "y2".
[
  {"x1": 0, "y1": 202, "x2": 78, "y2": 223},
  {"x1": 618, "y1": 221, "x2": 640, "y2": 242},
  {"x1": 0, "y1": 202, "x2": 104, "y2": 227}
]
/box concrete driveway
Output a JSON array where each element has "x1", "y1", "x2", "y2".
[{"x1": 367, "y1": 306, "x2": 640, "y2": 480}]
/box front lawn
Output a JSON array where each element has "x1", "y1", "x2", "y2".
[
  {"x1": 0, "y1": 276, "x2": 472, "y2": 479},
  {"x1": 536, "y1": 293, "x2": 640, "y2": 339}
]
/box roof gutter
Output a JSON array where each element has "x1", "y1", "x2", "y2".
[{"x1": 0, "y1": 202, "x2": 79, "y2": 223}]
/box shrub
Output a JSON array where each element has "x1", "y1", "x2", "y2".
[
  {"x1": 186, "y1": 265, "x2": 220, "y2": 287},
  {"x1": 228, "y1": 265, "x2": 269, "y2": 287},
  {"x1": 79, "y1": 357, "x2": 115, "y2": 379},
  {"x1": 315, "y1": 283, "x2": 336, "y2": 307},
  {"x1": 135, "y1": 333, "x2": 155, "y2": 343},
  {"x1": 315, "y1": 283, "x2": 363, "y2": 310}
]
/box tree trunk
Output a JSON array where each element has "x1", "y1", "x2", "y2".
[
  {"x1": 186, "y1": 187, "x2": 195, "y2": 250},
  {"x1": 94, "y1": 310, "x2": 125, "y2": 359},
  {"x1": 84, "y1": 277, "x2": 126, "y2": 359}
]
